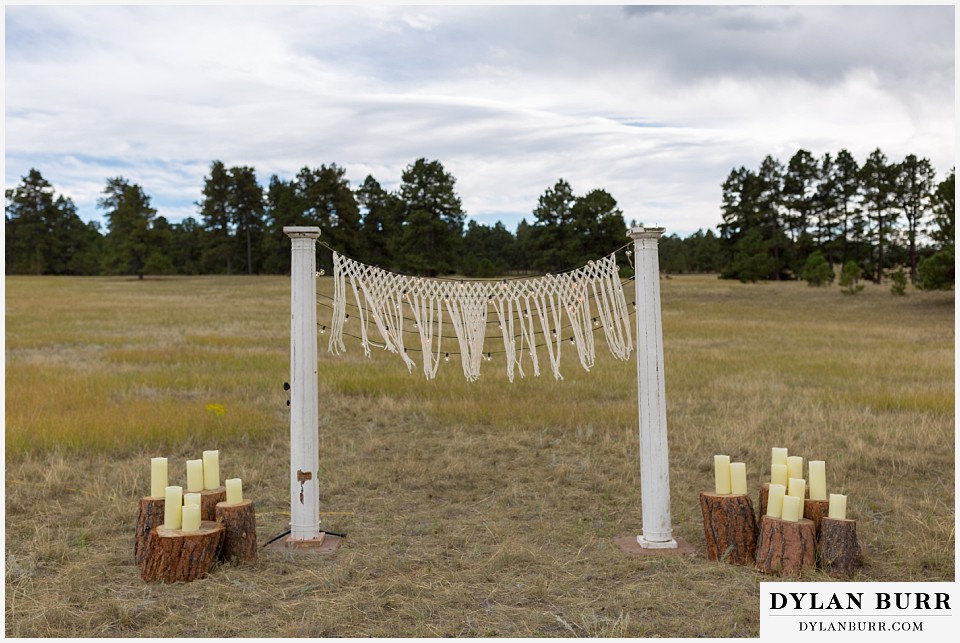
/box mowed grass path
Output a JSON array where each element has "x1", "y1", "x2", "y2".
[{"x1": 4, "y1": 274, "x2": 955, "y2": 637}]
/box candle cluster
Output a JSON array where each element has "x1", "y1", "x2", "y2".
[
  {"x1": 713, "y1": 454, "x2": 748, "y2": 495},
  {"x1": 150, "y1": 450, "x2": 245, "y2": 533},
  {"x1": 764, "y1": 446, "x2": 848, "y2": 522}
]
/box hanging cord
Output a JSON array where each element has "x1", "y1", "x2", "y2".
[{"x1": 321, "y1": 244, "x2": 638, "y2": 382}]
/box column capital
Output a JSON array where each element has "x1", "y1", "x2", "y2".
[
  {"x1": 627, "y1": 226, "x2": 666, "y2": 240},
  {"x1": 284, "y1": 226, "x2": 321, "y2": 239}
]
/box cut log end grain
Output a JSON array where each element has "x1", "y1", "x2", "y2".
[
  {"x1": 803, "y1": 499, "x2": 830, "y2": 538},
  {"x1": 758, "y1": 482, "x2": 770, "y2": 519},
  {"x1": 139, "y1": 521, "x2": 225, "y2": 583},
  {"x1": 134, "y1": 497, "x2": 166, "y2": 566},
  {"x1": 199, "y1": 487, "x2": 226, "y2": 521},
  {"x1": 755, "y1": 515, "x2": 816, "y2": 576},
  {"x1": 817, "y1": 517, "x2": 864, "y2": 578},
  {"x1": 215, "y1": 499, "x2": 258, "y2": 563},
  {"x1": 699, "y1": 491, "x2": 759, "y2": 565}
]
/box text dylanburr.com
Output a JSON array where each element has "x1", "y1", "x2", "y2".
[{"x1": 760, "y1": 582, "x2": 955, "y2": 640}]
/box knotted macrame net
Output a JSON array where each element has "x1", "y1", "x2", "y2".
[{"x1": 326, "y1": 250, "x2": 633, "y2": 382}]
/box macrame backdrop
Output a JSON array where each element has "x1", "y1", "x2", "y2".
[{"x1": 327, "y1": 250, "x2": 633, "y2": 382}]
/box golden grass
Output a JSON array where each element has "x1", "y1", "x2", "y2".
[{"x1": 4, "y1": 273, "x2": 955, "y2": 637}]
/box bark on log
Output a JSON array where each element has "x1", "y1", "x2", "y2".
[
  {"x1": 755, "y1": 515, "x2": 816, "y2": 576},
  {"x1": 803, "y1": 499, "x2": 830, "y2": 538},
  {"x1": 199, "y1": 487, "x2": 226, "y2": 521},
  {"x1": 215, "y1": 499, "x2": 258, "y2": 563},
  {"x1": 134, "y1": 497, "x2": 165, "y2": 565},
  {"x1": 817, "y1": 517, "x2": 864, "y2": 578},
  {"x1": 758, "y1": 482, "x2": 769, "y2": 518},
  {"x1": 699, "y1": 492, "x2": 759, "y2": 565},
  {"x1": 140, "y1": 521, "x2": 224, "y2": 583}
]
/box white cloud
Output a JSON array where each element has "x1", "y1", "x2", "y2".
[{"x1": 5, "y1": 4, "x2": 955, "y2": 237}]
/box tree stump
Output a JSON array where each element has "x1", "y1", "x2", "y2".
[
  {"x1": 755, "y1": 515, "x2": 816, "y2": 576},
  {"x1": 199, "y1": 487, "x2": 226, "y2": 521},
  {"x1": 817, "y1": 517, "x2": 864, "y2": 578},
  {"x1": 215, "y1": 499, "x2": 257, "y2": 563},
  {"x1": 140, "y1": 521, "x2": 225, "y2": 583},
  {"x1": 134, "y1": 497, "x2": 165, "y2": 565},
  {"x1": 758, "y1": 482, "x2": 769, "y2": 518},
  {"x1": 699, "y1": 492, "x2": 759, "y2": 565},
  {"x1": 803, "y1": 499, "x2": 830, "y2": 539}
]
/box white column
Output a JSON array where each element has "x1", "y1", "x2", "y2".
[
  {"x1": 285, "y1": 226, "x2": 322, "y2": 541},
  {"x1": 629, "y1": 227, "x2": 677, "y2": 548}
]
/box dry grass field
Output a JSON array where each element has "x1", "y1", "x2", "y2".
[{"x1": 4, "y1": 272, "x2": 955, "y2": 637}]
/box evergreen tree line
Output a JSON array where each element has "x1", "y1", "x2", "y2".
[
  {"x1": 658, "y1": 148, "x2": 954, "y2": 289},
  {"x1": 5, "y1": 159, "x2": 628, "y2": 279},
  {"x1": 5, "y1": 150, "x2": 954, "y2": 289}
]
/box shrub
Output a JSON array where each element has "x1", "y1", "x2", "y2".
[
  {"x1": 890, "y1": 268, "x2": 908, "y2": 296},
  {"x1": 917, "y1": 249, "x2": 955, "y2": 291},
  {"x1": 839, "y1": 260, "x2": 865, "y2": 295},
  {"x1": 800, "y1": 251, "x2": 834, "y2": 286}
]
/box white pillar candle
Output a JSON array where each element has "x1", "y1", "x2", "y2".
[
  {"x1": 766, "y1": 483, "x2": 786, "y2": 518},
  {"x1": 787, "y1": 477, "x2": 806, "y2": 499},
  {"x1": 186, "y1": 459, "x2": 204, "y2": 492},
  {"x1": 163, "y1": 485, "x2": 183, "y2": 529},
  {"x1": 225, "y1": 478, "x2": 243, "y2": 504},
  {"x1": 203, "y1": 450, "x2": 220, "y2": 490},
  {"x1": 730, "y1": 462, "x2": 747, "y2": 495},
  {"x1": 781, "y1": 494, "x2": 803, "y2": 522},
  {"x1": 181, "y1": 503, "x2": 201, "y2": 532},
  {"x1": 828, "y1": 493, "x2": 847, "y2": 520},
  {"x1": 771, "y1": 447, "x2": 788, "y2": 468},
  {"x1": 771, "y1": 463, "x2": 788, "y2": 486},
  {"x1": 808, "y1": 460, "x2": 827, "y2": 501},
  {"x1": 184, "y1": 492, "x2": 201, "y2": 507},
  {"x1": 714, "y1": 455, "x2": 731, "y2": 494},
  {"x1": 786, "y1": 455, "x2": 803, "y2": 481},
  {"x1": 150, "y1": 457, "x2": 168, "y2": 498}
]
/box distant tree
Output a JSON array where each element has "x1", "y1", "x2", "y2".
[
  {"x1": 893, "y1": 154, "x2": 937, "y2": 281},
  {"x1": 357, "y1": 175, "x2": 403, "y2": 269},
  {"x1": 261, "y1": 175, "x2": 303, "y2": 274},
  {"x1": 829, "y1": 149, "x2": 864, "y2": 266},
  {"x1": 929, "y1": 168, "x2": 955, "y2": 251},
  {"x1": 168, "y1": 217, "x2": 206, "y2": 274},
  {"x1": 98, "y1": 177, "x2": 157, "y2": 278},
  {"x1": 530, "y1": 178, "x2": 577, "y2": 271},
  {"x1": 839, "y1": 260, "x2": 865, "y2": 295},
  {"x1": 800, "y1": 250, "x2": 834, "y2": 286},
  {"x1": 295, "y1": 164, "x2": 362, "y2": 268},
  {"x1": 916, "y1": 249, "x2": 955, "y2": 290},
  {"x1": 144, "y1": 215, "x2": 177, "y2": 275},
  {"x1": 199, "y1": 160, "x2": 235, "y2": 273},
  {"x1": 228, "y1": 165, "x2": 265, "y2": 275},
  {"x1": 723, "y1": 228, "x2": 777, "y2": 282},
  {"x1": 658, "y1": 233, "x2": 689, "y2": 274},
  {"x1": 570, "y1": 188, "x2": 627, "y2": 266},
  {"x1": 514, "y1": 218, "x2": 536, "y2": 271},
  {"x1": 860, "y1": 148, "x2": 898, "y2": 283},
  {"x1": 395, "y1": 158, "x2": 465, "y2": 275},
  {"x1": 687, "y1": 228, "x2": 724, "y2": 273},
  {"x1": 5, "y1": 169, "x2": 101, "y2": 275},
  {"x1": 460, "y1": 220, "x2": 517, "y2": 276},
  {"x1": 890, "y1": 267, "x2": 908, "y2": 296},
  {"x1": 782, "y1": 149, "x2": 819, "y2": 243}
]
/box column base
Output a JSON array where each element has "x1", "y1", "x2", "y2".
[
  {"x1": 264, "y1": 532, "x2": 342, "y2": 555},
  {"x1": 614, "y1": 534, "x2": 696, "y2": 556}
]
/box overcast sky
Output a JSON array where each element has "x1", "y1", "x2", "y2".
[{"x1": 4, "y1": 3, "x2": 956, "y2": 237}]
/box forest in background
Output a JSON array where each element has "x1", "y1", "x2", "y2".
[{"x1": 4, "y1": 149, "x2": 955, "y2": 289}]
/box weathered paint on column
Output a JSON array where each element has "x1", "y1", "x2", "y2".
[
  {"x1": 629, "y1": 227, "x2": 677, "y2": 548},
  {"x1": 285, "y1": 226, "x2": 322, "y2": 541}
]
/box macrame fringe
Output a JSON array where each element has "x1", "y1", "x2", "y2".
[{"x1": 328, "y1": 252, "x2": 633, "y2": 382}]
